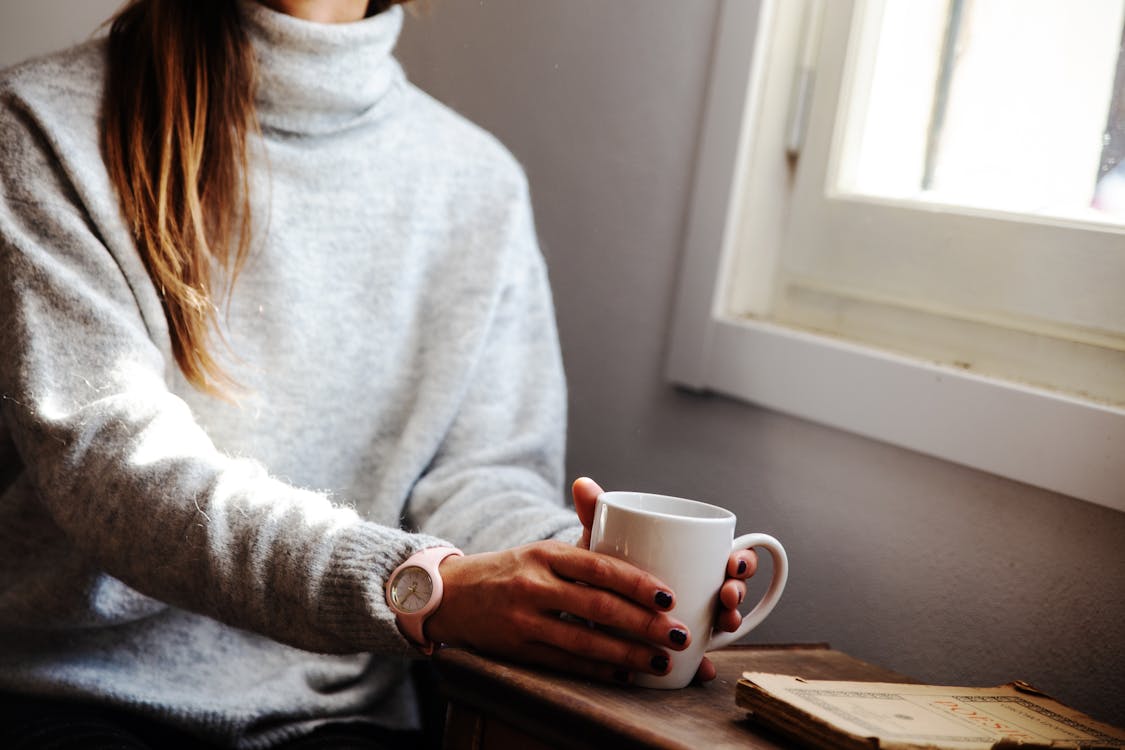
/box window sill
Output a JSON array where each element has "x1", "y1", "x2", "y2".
[{"x1": 670, "y1": 315, "x2": 1125, "y2": 512}]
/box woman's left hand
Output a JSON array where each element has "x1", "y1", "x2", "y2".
[{"x1": 571, "y1": 477, "x2": 757, "y2": 684}]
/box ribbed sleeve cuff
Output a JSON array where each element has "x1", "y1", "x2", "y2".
[{"x1": 317, "y1": 521, "x2": 452, "y2": 654}]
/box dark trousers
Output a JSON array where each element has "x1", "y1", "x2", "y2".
[
  {"x1": 0, "y1": 693, "x2": 429, "y2": 750},
  {"x1": 1, "y1": 663, "x2": 447, "y2": 749}
]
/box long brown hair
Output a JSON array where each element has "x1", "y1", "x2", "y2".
[
  {"x1": 103, "y1": 0, "x2": 255, "y2": 394},
  {"x1": 103, "y1": 0, "x2": 411, "y2": 394}
]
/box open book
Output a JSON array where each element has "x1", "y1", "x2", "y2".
[{"x1": 736, "y1": 673, "x2": 1125, "y2": 749}]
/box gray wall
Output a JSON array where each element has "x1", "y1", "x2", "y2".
[
  {"x1": 396, "y1": 0, "x2": 1125, "y2": 726},
  {"x1": 0, "y1": 0, "x2": 118, "y2": 69},
  {"x1": 3, "y1": 0, "x2": 1121, "y2": 728}
]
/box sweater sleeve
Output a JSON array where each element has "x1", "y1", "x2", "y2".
[
  {"x1": 405, "y1": 178, "x2": 583, "y2": 552},
  {"x1": 0, "y1": 86, "x2": 438, "y2": 656}
]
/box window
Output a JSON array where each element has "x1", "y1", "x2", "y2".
[{"x1": 668, "y1": 0, "x2": 1125, "y2": 511}]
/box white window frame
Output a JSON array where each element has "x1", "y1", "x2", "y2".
[{"x1": 666, "y1": 0, "x2": 1125, "y2": 512}]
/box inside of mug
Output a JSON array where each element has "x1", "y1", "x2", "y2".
[{"x1": 600, "y1": 492, "x2": 734, "y2": 521}]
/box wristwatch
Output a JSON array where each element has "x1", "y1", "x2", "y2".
[{"x1": 385, "y1": 546, "x2": 463, "y2": 654}]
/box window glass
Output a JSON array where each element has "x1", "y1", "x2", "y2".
[{"x1": 840, "y1": 0, "x2": 1125, "y2": 224}]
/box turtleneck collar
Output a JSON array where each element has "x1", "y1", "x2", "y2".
[{"x1": 239, "y1": 1, "x2": 404, "y2": 136}]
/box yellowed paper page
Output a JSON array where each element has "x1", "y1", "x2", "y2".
[{"x1": 740, "y1": 673, "x2": 1125, "y2": 749}]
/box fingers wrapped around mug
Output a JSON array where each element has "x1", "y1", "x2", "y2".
[
  {"x1": 715, "y1": 549, "x2": 758, "y2": 631},
  {"x1": 728, "y1": 549, "x2": 759, "y2": 580},
  {"x1": 426, "y1": 541, "x2": 691, "y2": 685},
  {"x1": 716, "y1": 578, "x2": 747, "y2": 632},
  {"x1": 571, "y1": 475, "x2": 604, "y2": 550}
]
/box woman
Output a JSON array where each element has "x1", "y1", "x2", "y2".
[{"x1": 0, "y1": 0, "x2": 756, "y2": 747}]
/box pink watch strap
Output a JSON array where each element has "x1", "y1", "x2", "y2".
[{"x1": 385, "y1": 546, "x2": 463, "y2": 655}]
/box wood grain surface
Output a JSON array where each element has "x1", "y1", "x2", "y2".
[{"x1": 436, "y1": 644, "x2": 917, "y2": 750}]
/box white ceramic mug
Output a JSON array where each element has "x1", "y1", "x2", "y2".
[{"x1": 590, "y1": 491, "x2": 788, "y2": 689}]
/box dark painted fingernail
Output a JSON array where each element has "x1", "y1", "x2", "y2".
[
  {"x1": 669, "y1": 628, "x2": 687, "y2": 646},
  {"x1": 650, "y1": 654, "x2": 669, "y2": 673},
  {"x1": 613, "y1": 669, "x2": 631, "y2": 684},
  {"x1": 738, "y1": 588, "x2": 745, "y2": 604},
  {"x1": 737, "y1": 559, "x2": 747, "y2": 575},
  {"x1": 655, "y1": 591, "x2": 673, "y2": 609}
]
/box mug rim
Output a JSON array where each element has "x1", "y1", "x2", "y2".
[{"x1": 596, "y1": 491, "x2": 734, "y2": 522}]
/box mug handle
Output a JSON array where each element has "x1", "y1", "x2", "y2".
[{"x1": 707, "y1": 533, "x2": 788, "y2": 651}]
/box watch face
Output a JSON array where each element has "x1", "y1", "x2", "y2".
[{"x1": 389, "y1": 565, "x2": 433, "y2": 614}]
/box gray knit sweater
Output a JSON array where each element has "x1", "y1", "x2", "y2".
[{"x1": 0, "y1": 3, "x2": 578, "y2": 746}]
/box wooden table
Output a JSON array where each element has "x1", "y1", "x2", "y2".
[{"x1": 435, "y1": 643, "x2": 916, "y2": 749}]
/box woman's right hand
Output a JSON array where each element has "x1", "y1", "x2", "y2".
[{"x1": 425, "y1": 541, "x2": 692, "y2": 683}]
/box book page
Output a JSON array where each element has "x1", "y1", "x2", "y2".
[{"x1": 740, "y1": 673, "x2": 1125, "y2": 749}]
